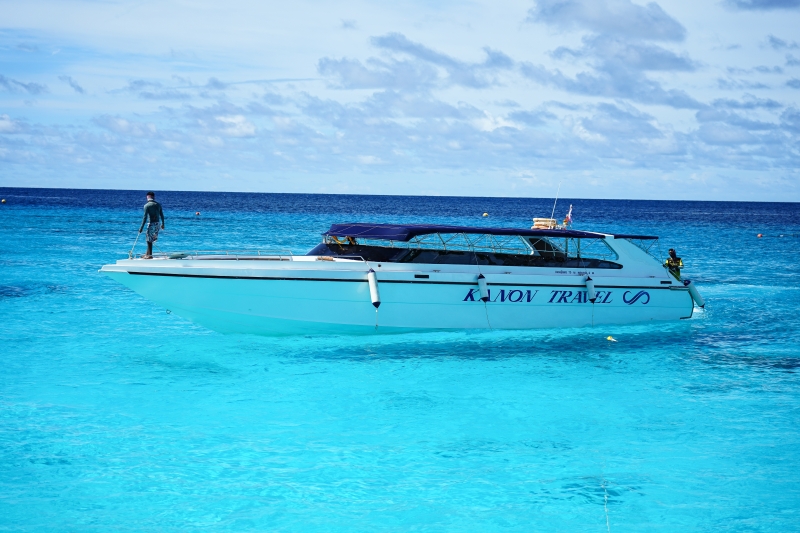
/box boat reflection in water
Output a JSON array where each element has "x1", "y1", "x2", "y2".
[{"x1": 100, "y1": 222, "x2": 704, "y2": 335}]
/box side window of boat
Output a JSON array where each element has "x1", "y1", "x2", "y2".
[
  {"x1": 352, "y1": 245, "x2": 411, "y2": 262},
  {"x1": 475, "y1": 253, "x2": 503, "y2": 266},
  {"x1": 388, "y1": 249, "x2": 412, "y2": 262},
  {"x1": 574, "y1": 238, "x2": 619, "y2": 261},
  {"x1": 494, "y1": 253, "x2": 536, "y2": 266},
  {"x1": 528, "y1": 238, "x2": 566, "y2": 259},
  {"x1": 621, "y1": 238, "x2": 659, "y2": 259},
  {"x1": 404, "y1": 250, "x2": 440, "y2": 264},
  {"x1": 519, "y1": 237, "x2": 623, "y2": 268},
  {"x1": 435, "y1": 251, "x2": 477, "y2": 265},
  {"x1": 306, "y1": 243, "x2": 334, "y2": 256},
  {"x1": 596, "y1": 261, "x2": 623, "y2": 269}
]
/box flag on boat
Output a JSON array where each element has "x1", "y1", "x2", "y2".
[{"x1": 564, "y1": 205, "x2": 573, "y2": 226}]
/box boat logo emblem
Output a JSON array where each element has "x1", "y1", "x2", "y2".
[{"x1": 622, "y1": 290, "x2": 650, "y2": 305}]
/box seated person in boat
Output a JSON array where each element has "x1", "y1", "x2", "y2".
[
  {"x1": 664, "y1": 248, "x2": 683, "y2": 279},
  {"x1": 332, "y1": 236, "x2": 356, "y2": 246}
]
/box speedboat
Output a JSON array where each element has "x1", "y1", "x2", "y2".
[{"x1": 100, "y1": 222, "x2": 704, "y2": 335}]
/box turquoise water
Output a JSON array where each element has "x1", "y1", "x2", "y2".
[{"x1": 1, "y1": 188, "x2": 799, "y2": 531}]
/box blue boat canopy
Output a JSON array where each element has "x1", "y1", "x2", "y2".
[
  {"x1": 612, "y1": 234, "x2": 659, "y2": 240},
  {"x1": 324, "y1": 223, "x2": 612, "y2": 241}
]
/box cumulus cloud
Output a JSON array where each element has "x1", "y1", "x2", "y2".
[
  {"x1": 507, "y1": 109, "x2": 556, "y2": 125},
  {"x1": 372, "y1": 33, "x2": 513, "y2": 71},
  {"x1": 768, "y1": 35, "x2": 799, "y2": 49},
  {"x1": 93, "y1": 115, "x2": 158, "y2": 137},
  {"x1": 4, "y1": 76, "x2": 798, "y2": 196},
  {"x1": 58, "y1": 75, "x2": 85, "y2": 94},
  {"x1": 204, "y1": 77, "x2": 227, "y2": 90},
  {"x1": 782, "y1": 107, "x2": 800, "y2": 132},
  {"x1": 121, "y1": 79, "x2": 190, "y2": 100},
  {"x1": 0, "y1": 114, "x2": 22, "y2": 133},
  {"x1": 16, "y1": 43, "x2": 39, "y2": 53},
  {"x1": 697, "y1": 107, "x2": 776, "y2": 128},
  {"x1": 712, "y1": 96, "x2": 782, "y2": 108},
  {"x1": 528, "y1": 0, "x2": 686, "y2": 41},
  {"x1": 726, "y1": 0, "x2": 800, "y2": 9},
  {"x1": 520, "y1": 61, "x2": 702, "y2": 108},
  {"x1": 319, "y1": 33, "x2": 514, "y2": 90},
  {"x1": 717, "y1": 78, "x2": 770, "y2": 90},
  {"x1": 580, "y1": 102, "x2": 662, "y2": 138},
  {"x1": 551, "y1": 35, "x2": 696, "y2": 71},
  {"x1": 318, "y1": 56, "x2": 439, "y2": 90},
  {"x1": 214, "y1": 115, "x2": 256, "y2": 137},
  {"x1": 726, "y1": 65, "x2": 783, "y2": 75},
  {"x1": 523, "y1": 5, "x2": 701, "y2": 109},
  {"x1": 697, "y1": 122, "x2": 758, "y2": 145},
  {"x1": 289, "y1": 89, "x2": 683, "y2": 174},
  {"x1": 0, "y1": 74, "x2": 47, "y2": 95},
  {"x1": 140, "y1": 89, "x2": 190, "y2": 100}
]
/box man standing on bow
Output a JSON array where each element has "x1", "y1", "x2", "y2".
[{"x1": 139, "y1": 191, "x2": 165, "y2": 259}]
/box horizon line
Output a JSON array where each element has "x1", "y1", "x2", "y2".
[{"x1": 0, "y1": 185, "x2": 798, "y2": 204}]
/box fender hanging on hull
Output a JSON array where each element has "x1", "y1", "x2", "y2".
[{"x1": 683, "y1": 279, "x2": 705, "y2": 308}]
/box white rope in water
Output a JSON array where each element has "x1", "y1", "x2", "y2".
[
  {"x1": 603, "y1": 481, "x2": 611, "y2": 532},
  {"x1": 482, "y1": 299, "x2": 493, "y2": 330}
]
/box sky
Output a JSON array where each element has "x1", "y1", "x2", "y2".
[{"x1": 1, "y1": 0, "x2": 799, "y2": 201}]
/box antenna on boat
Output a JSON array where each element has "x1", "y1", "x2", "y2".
[{"x1": 550, "y1": 181, "x2": 562, "y2": 223}]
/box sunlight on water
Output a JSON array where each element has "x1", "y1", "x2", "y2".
[{"x1": 1, "y1": 189, "x2": 799, "y2": 532}]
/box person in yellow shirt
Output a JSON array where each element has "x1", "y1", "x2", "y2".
[{"x1": 664, "y1": 248, "x2": 683, "y2": 280}]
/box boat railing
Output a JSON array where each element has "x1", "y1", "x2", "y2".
[
  {"x1": 133, "y1": 249, "x2": 296, "y2": 261},
  {"x1": 313, "y1": 254, "x2": 368, "y2": 263}
]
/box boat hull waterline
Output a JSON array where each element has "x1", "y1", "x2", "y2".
[{"x1": 101, "y1": 259, "x2": 695, "y2": 335}]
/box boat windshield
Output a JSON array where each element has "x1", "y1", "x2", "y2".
[
  {"x1": 621, "y1": 237, "x2": 660, "y2": 260},
  {"x1": 307, "y1": 232, "x2": 622, "y2": 269}
]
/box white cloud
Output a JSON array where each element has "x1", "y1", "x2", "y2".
[
  {"x1": 214, "y1": 115, "x2": 256, "y2": 137},
  {"x1": 475, "y1": 111, "x2": 519, "y2": 131},
  {"x1": 727, "y1": 0, "x2": 800, "y2": 10},
  {"x1": 572, "y1": 122, "x2": 606, "y2": 142},
  {"x1": 0, "y1": 114, "x2": 19, "y2": 133},
  {"x1": 528, "y1": 0, "x2": 687, "y2": 41},
  {"x1": 58, "y1": 75, "x2": 85, "y2": 94},
  {"x1": 94, "y1": 116, "x2": 158, "y2": 137}
]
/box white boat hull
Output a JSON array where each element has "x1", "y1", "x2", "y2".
[{"x1": 102, "y1": 257, "x2": 694, "y2": 335}]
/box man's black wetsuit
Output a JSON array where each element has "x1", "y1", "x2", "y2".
[{"x1": 139, "y1": 200, "x2": 165, "y2": 233}]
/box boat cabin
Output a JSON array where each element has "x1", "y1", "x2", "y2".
[{"x1": 307, "y1": 223, "x2": 637, "y2": 269}]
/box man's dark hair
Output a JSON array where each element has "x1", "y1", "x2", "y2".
[
  {"x1": 669, "y1": 248, "x2": 676, "y2": 254},
  {"x1": 146, "y1": 191, "x2": 155, "y2": 198}
]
